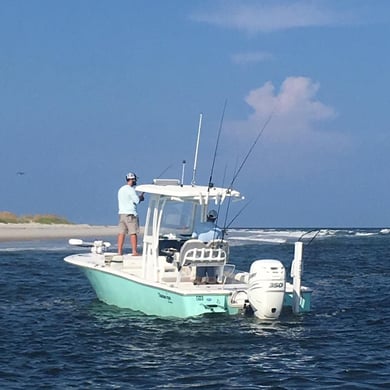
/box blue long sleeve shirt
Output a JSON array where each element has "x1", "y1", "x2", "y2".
[{"x1": 118, "y1": 184, "x2": 140, "y2": 215}]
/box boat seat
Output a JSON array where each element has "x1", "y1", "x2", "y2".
[
  {"x1": 173, "y1": 239, "x2": 228, "y2": 285},
  {"x1": 178, "y1": 239, "x2": 227, "y2": 269},
  {"x1": 206, "y1": 239, "x2": 230, "y2": 259},
  {"x1": 177, "y1": 239, "x2": 206, "y2": 269}
]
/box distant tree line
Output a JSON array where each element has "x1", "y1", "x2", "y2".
[{"x1": 0, "y1": 211, "x2": 72, "y2": 224}]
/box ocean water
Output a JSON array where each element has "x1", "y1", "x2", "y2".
[{"x1": 0, "y1": 229, "x2": 389, "y2": 389}]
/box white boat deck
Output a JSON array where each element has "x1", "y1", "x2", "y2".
[{"x1": 68, "y1": 252, "x2": 248, "y2": 294}]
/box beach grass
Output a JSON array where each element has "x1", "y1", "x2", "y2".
[{"x1": 0, "y1": 212, "x2": 121, "y2": 242}]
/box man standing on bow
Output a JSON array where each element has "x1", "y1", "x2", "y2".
[{"x1": 117, "y1": 172, "x2": 144, "y2": 256}]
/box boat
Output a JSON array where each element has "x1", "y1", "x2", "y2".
[{"x1": 65, "y1": 178, "x2": 312, "y2": 320}]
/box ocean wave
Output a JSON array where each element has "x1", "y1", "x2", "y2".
[
  {"x1": 354, "y1": 232, "x2": 377, "y2": 237},
  {"x1": 228, "y1": 236, "x2": 287, "y2": 244},
  {"x1": 227, "y1": 228, "x2": 388, "y2": 245}
]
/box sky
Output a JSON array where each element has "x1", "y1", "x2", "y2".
[{"x1": 1, "y1": 0, "x2": 390, "y2": 228}]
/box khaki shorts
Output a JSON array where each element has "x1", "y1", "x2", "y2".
[{"x1": 119, "y1": 214, "x2": 139, "y2": 235}]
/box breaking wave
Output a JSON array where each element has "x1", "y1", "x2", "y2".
[
  {"x1": 1, "y1": 228, "x2": 388, "y2": 252},
  {"x1": 227, "y1": 227, "x2": 390, "y2": 245}
]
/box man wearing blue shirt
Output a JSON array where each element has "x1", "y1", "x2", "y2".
[
  {"x1": 195, "y1": 209, "x2": 222, "y2": 242},
  {"x1": 117, "y1": 172, "x2": 144, "y2": 255},
  {"x1": 193, "y1": 210, "x2": 223, "y2": 284}
]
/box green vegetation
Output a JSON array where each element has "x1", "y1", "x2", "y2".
[{"x1": 0, "y1": 211, "x2": 72, "y2": 224}]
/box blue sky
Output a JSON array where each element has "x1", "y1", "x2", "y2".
[{"x1": 1, "y1": 0, "x2": 390, "y2": 227}]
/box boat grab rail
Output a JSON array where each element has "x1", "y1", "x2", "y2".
[
  {"x1": 178, "y1": 239, "x2": 227, "y2": 269},
  {"x1": 182, "y1": 247, "x2": 227, "y2": 266}
]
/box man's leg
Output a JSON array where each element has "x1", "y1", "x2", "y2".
[
  {"x1": 117, "y1": 233, "x2": 125, "y2": 255},
  {"x1": 130, "y1": 233, "x2": 139, "y2": 255}
]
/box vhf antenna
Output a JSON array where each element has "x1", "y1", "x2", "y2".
[{"x1": 181, "y1": 160, "x2": 186, "y2": 186}]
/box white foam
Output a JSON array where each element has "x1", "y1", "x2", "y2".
[
  {"x1": 354, "y1": 232, "x2": 376, "y2": 237},
  {"x1": 229, "y1": 236, "x2": 287, "y2": 244}
]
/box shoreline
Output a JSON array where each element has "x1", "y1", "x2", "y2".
[{"x1": 0, "y1": 223, "x2": 119, "y2": 242}]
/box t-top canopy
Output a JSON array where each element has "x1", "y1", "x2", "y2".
[{"x1": 136, "y1": 180, "x2": 243, "y2": 204}]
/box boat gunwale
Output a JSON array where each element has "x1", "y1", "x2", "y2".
[{"x1": 64, "y1": 254, "x2": 249, "y2": 296}]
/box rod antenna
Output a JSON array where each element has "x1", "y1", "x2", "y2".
[
  {"x1": 191, "y1": 113, "x2": 203, "y2": 186},
  {"x1": 181, "y1": 160, "x2": 186, "y2": 185}
]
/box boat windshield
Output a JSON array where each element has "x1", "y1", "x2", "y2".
[{"x1": 159, "y1": 199, "x2": 199, "y2": 237}]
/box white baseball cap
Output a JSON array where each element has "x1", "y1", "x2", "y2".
[{"x1": 126, "y1": 172, "x2": 137, "y2": 180}]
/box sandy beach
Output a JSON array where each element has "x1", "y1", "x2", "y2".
[{"x1": 0, "y1": 223, "x2": 119, "y2": 242}]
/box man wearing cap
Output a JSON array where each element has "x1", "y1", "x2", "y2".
[
  {"x1": 195, "y1": 209, "x2": 222, "y2": 242},
  {"x1": 193, "y1": 210, "x2": 223, "y2": 284},
  {"x1": 117, "y1": 172, "x2": 144, "y2": 256}
]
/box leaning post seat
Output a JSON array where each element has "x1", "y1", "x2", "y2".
[
  {"x1": 206, "y1": 239, "x2": 230, "y2": 259},
  {"x1": 175, "y1": 239, "x2": 228, "y2": 284}
]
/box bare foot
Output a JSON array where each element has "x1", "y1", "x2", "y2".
[{"x1": 132, "y1": 253, "x2": 141, "y2": 256}]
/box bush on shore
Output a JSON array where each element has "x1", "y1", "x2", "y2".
[{"x1": 0, "y1": 211, "x2": 72, "y2": 224}]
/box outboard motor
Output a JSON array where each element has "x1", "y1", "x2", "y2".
[{"x1": 247, "y1": 259, "x2": 286, "y2": 320}]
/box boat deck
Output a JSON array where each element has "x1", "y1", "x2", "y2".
[
  {"x1": 66, "y1": 252, "x2": 248, "y2": 294},
  {"x1": 65, "y1": 249, "x2": 312, "y2": 313}
]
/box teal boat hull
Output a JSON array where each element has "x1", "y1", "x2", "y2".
[
  {"x1": 84, "y1": 268, "x2": 239, "y2": 318},
  {"x1": 283, "y1": 290, "x2": 312, "y2": 313},
  {"x1": 83, "y1": 268, "x2": 311, "y2": 317}
]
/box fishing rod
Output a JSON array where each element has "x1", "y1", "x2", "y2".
[
  {"x1": 208, "y1": 99, "x2": 227, "y2": 189},
  {"x1": 140, "y1": 161, "x2": 182, "y2": 198},
  {"x1": 299, "y1": 229, "x2": 321, "y2": 245},
  {"x1": 223, "y1": 200, "x2": 252, "y2": 231},
  {"x1": 228, "y1": 112, "x2": 273, "y2": 190},
  {"x1": 220, "y1": 112, "x2": 273, "y2": 237},
  {"x1": 204, "y1": 100, "x2": 227, "y2": 239},
  {"x1": 211, "y1": 164, "x2": 228, "y2": 241},
  {"x1": 221, "y1": 156, "x2": 240, "y2": 233},
  {"x1": 219, "y1": 199, "x2": 252, "y2": 240},
  {"x1": 156, "y1": 163, "x2": 175, "y2": 179}
]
